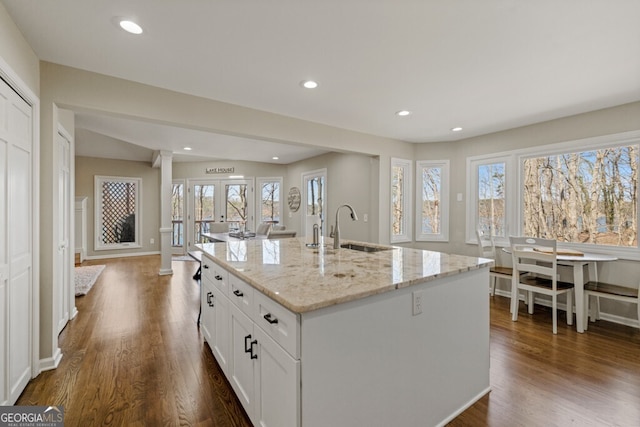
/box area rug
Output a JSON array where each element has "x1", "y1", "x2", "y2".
[{"x1": 75, "y1": 265, "x2": 106, "y2": 296}]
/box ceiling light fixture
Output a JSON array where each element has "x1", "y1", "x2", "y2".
[
  {"x1": 301, "y1": 80, "x2": 319, "y2": 89},
  {"x1": 119, "y1": 19, "x2": 143, "y2": 35},
  {"x1": 451, "y1": 127, "x2": 463, "y2": 132},
  {"x1": 396, "y1": 110, "x2": 412, "y2": 117},
  {"x1": 272, "y1": 156, "x2": 279, "y2": 160},
  {"x1": 183, "y1": 147, "x2": 192, "y2": 151},
  {"x1": 229, "y1": 175, "x2": 244, "y2": 179}
]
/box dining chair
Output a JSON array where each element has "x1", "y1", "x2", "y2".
[
  {"x1": 255, "y1": 222, "x2": 272, "y2": 236},
  {"x1": 509, "y1": 236, "x2": 574, "y2": 334},
  {"x1": 583, "y1": 280, "x2": 639, "y2": 331},
  {"x1": 476, "y1": 229, "x2": 516, "y2": 297}
]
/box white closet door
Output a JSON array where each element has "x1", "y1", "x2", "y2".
[
  {"x1": 56, "y1": 131, "x2": 71, "y2": 333},
  {"x1": 0, "y1": 76, "x2": 34, "y2": 405}
]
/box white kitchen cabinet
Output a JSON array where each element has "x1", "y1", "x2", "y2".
[{"x1": 201, "y1": 259, "x2": 301, "y2": 427}]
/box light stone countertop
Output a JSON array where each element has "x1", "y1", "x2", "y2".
[{"x1": 198, "y1": 237, "x2": 492, "y2": 313}]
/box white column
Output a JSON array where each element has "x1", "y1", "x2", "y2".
[{"x1": 156, "y1": 150, "x2": 173, "y2": 275}]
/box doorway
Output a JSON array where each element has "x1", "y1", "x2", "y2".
[{"x1": 302, "y1": 169, "x2": 327, "y2": 238}]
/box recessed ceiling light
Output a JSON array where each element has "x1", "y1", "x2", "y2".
[
  {"x1": 119, "y1": 20, "x2": 143, "y2": 35},
  {"x1": 272, "y1": 156, "x2": 279, "y2": 160},
  {"x1": 301, "y1": 80, "x2": 319, "y2": 89},
  {"x1": 396, "y1": 110, "x2": 412, "y2": 117},
  {"x1": 183, "y1": 147, "x2": 192, "y2": 151},
  {"x1": 451, "y1": 127, "x2": 463, "y2": 132}
]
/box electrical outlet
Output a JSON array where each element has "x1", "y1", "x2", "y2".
[
  {"x1": 363, "y1": 213, "x2": 368, "y2": 222},
  {"x1": 150, "y1": 238, "x2": 155, "y2": 244},
  {"x1": 412, "y1": 290, "x2": 424, "y2": 316}
]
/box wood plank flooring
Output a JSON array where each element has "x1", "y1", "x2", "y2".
[{"x1": 17, "y1": 255, "x2": 640, "y2": 426}]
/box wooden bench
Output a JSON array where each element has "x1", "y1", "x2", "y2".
[
  {"x1": 584, "y1": 281, "x2": 639, "y2": 330},
  {"x1": 188, "y1": 250, "x2": 203, "y2": 281}
]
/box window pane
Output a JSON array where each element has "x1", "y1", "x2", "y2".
[
  {"x1": 307, "y1": 177, "x2": 323, "y2": 216},
  {"x1": 523, "y1": 146, "x2": 638, "y2": 247},
  {"x1": 101, "y1": 180, "x2": 136, "y2": 244},
  {"x1": 194, "y1": 184, "x2": 214, "y2": 243},
  {"x1": 392, "y1": 165, "x2": 405, "y2": 236},
  {"x1": 420, "y1": 166, "x2": 442, "y2": 234},
  {"x1": 261, "y1": 181, "x2": 281, "y2": 223},
  {"x1": 478, "y1": 162, "x2": 506, "y2": 237},
  {"x1": 172, "y1": 183, "x2": 184, "y2": 247},
  {"x1": 226, "y1": 184, "x2": 248, "y2": 224}
]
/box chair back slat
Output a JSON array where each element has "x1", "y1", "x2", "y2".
[{"x1": 510, "y1": 236, "x2": 559, "y2": 289}]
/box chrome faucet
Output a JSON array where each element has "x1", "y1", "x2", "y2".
[{"x1": 332, "y1": 204, "x2": 358, "y2": 249}]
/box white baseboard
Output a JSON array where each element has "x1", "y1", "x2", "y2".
[
  {"x1": 84, "y1": 250, "x2": 160, "y2": 260},
  {"x1": 39, "y1": 347, "x2": 63, "y2": 373}
]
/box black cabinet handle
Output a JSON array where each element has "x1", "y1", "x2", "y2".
[
  {"x1": 233, "y1": 289, "x2": 244, "y2": 297},
  {"x1": 244, "y1": 334, "x2": 252, "y2": 353},
  {"x1": 207, "y1": 292, "x2": 214, "y2": 307},
  {"x1": 250, "y1": 340, "x2": 258, "y2": 359},
  {"x1": 263, "y1": 313, "x2": 278, "y2": 324},
  {"x1": 214, "y1": 275, "x2": 223, "y2": 281},
  {"x1": 203, "y1": 264, "x2": 209, "y2": 269}
]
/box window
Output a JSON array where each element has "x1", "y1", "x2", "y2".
[
  {"x1": 467, "y1": 155, "x2": 513, "y2": 245},
  {"x1": 416, "y1": 160, "x2": 449, "y2": 241},
  {"x1": 225, "y1": 183, "x2": 249, "y2": 228},
  {"x1": 522, "y1": 145, "x2": 638, "y2": 248},
  {"x1": 171, "y1": 181, "x2": 184, "y2": 248},
  {"x1": 95, "y1": 176, "x2": 141, "y2": 250},
  {"x1": 391, "y1": 158, "x2": 412, "y2": 243},
  {"x1": 257, "y1": 177, "x2": 282, "y2": 224}
]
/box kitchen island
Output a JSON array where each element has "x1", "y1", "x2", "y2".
[{"x1": 198, "y1": 237, "x2": 492, "y2": 427}]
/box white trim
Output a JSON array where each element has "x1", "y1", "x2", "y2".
[
  {"x1": 0, "y1": 54, "x2": 41, "y2": 380},
  {"x1": 85, "y1": 250, "x2": 161, "y2": 260},
  {"x1": 390, "y1": 158, "x2": 412, "y2": 243},
  {"x1": 416, "y1": 160, "x2": 449, "y2": 242},
  {"x1": 38, "y1": 348, "x2": 63, "y2": 373}
]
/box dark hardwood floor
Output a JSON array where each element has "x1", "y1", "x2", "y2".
[{"x1": 17, "y1": 255, "x2": 640, "y2": 426}]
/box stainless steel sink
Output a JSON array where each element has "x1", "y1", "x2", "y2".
[{"x1": 340, "y1": 243, "x2": 392, "y2": 252}]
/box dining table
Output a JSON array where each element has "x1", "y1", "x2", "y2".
[{"x1": 503, "y1": 247, "x2": 617, "y2": 333}]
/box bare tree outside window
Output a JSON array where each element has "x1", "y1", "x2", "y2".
[
  {"x1": 478, "y1": 162, "x2": 506, "y2": 237},
  {"x1": 171, "y1": 183, "x2": 184, "y2": 247},
  {"x1": 420, "y1": 166, "x2": 442, "y2": 234},
  {"x1": 392, "y1": 165, "x2": 405, "y2": 236},
  {"x1": 226, "y1": 184, "x2": 248, "y2": 226},
  {"x1": 260, "y1": 181, "x2": 281, "y2": 223},
  {"x1": 523, "y1": 145, "x2": 638, "y2": 247}
]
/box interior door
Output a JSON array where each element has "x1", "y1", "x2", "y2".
[
  {"x1": 302, "y1": 169, "x2": 327, "y2": 238},
  {"x1": 0, "y1": 76, "x2": 33, "y2": 404},
  {"x1": 223, "y1": 180, "x2": 254, "y2": 233},
  {"x1": 56, "y1": 130, "x2": 71, "y2": 333}
]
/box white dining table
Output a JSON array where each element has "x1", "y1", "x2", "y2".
[{"x1": 503, "y1": 248, "x2": 617, "y2": 333}]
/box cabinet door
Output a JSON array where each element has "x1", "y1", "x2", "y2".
[
  {"x1": 210, "y1": 284, "x2": 230, "y2": 374},
  {"x1": 254, "y1": 327, "x2": 300, "y2": 427},
  {"x1": 229, "y1": 304, "x2": 257, "y2": 418},
  {"x1": 200, "y1": 278, "x2": 215, "y2": 344}
]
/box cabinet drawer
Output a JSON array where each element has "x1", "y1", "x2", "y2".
[
  {"x1": 202, "y1": 257, "x2": 229, "y2": 295},
  {"x1": 254, "y1": 291, "x2": 300, "y2": 359},
  {"x1": 229, "y1": 274, "x2": 254, "y2": 318}
]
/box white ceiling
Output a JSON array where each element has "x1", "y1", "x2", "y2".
[{"x1": 4, "y1": 0, "x2": 640, "y2": 163}]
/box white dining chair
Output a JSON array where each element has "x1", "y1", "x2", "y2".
[
  {"x1": 510, "y1": 236, "x2": 574, "y2": 334},
  {"x1": 476, "y1": 229, "x2": 517, "y2": 297}
]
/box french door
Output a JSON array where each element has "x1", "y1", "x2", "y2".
[{"x1": 187, "y1": 179, "x2": 254, "y2": 252}]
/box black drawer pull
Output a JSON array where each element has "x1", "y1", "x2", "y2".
[
  {"x1": 233, "y1": 289, "x2": 244, "y2": 297},
  {"x1": 203, "y1": 264, "x2": 209, "y2": 269},
  {"x1": 214, "y1": 275, "x2": 223, "y2": 280},
  {"x1": 207, "y1": 292, "x2": 214, "y2": 307},
  {"x1": 250, "y1": 340, "x2": 258, "y2": 359},
  {"x1": 263, "y1": 313, "x2": 278, "y2": 324},
  {"x1": 244, "y1": 334, "x2": 252, "y2": 353}
]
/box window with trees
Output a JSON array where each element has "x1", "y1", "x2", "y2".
[
  {"x1": 171, "y1": 181, "x2": 184, "y2": 247},
  {"x1": 95, "y1": 175, "x2": 141, "y2": 250},
  {"x1": 416, "y1": 160, "x2": 449, "y2": 241},
  {"x1": 257, "y1": 178, "x2": 282, "y2": 224},
  {"x1": 523, "y1": 145, "x2": 638, "y2": 247},
  {"x1": 391, "y1": 158, "x2": 412, "y2": 243}
]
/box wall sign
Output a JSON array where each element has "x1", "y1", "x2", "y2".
[{"x1": 206, "y1": 167, "x2": 234, "y2": 174}]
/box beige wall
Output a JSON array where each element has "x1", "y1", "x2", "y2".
[
  {"x1": 0, "y1": 3, "x2": 39, "y2": 94},
  {"x1": 75, "y1": 156, "x2": 161, "y2": 258}
]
